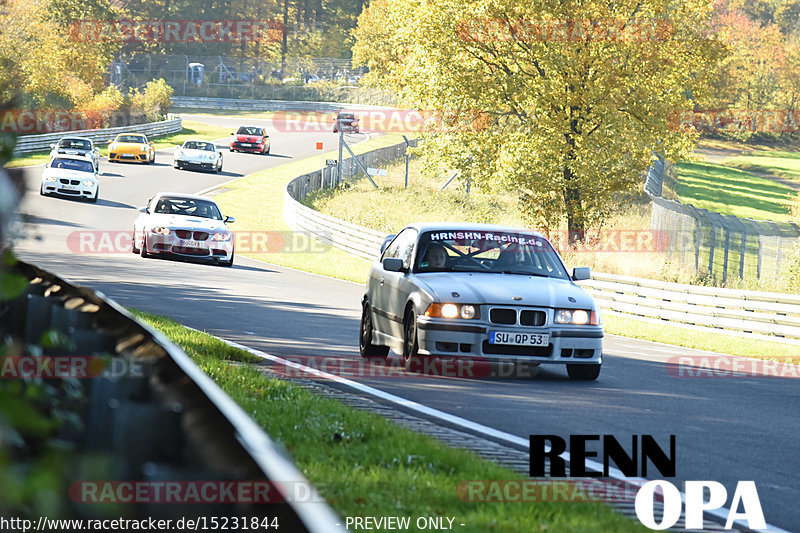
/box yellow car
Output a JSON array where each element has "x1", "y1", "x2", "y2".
[{"x1": 107, "y1": 133, "x2": 156, "y2": 164}]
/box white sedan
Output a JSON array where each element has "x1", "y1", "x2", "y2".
[
  {"x1": 132, "y1": 193, "x2": 235, "y2": 266},
  {"x1": 40, "y1": 156, "x2": 99, "y2": 203},
  {"x1": 173, "y1": 139, "x2": 223, "y2": 172}
]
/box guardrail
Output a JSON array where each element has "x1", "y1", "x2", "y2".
[
  {"x1": 577, "y1": 273, "x2": 800, "y2": 344},
  {"x1": 13, "y1": 116, "x2": 183, "y2": 155},
  {"x1": 2, "y1": 259, "x2": 344, "y2": 531},
  {"x1": 283, "y1": 144, "x2": 800, "y2": 345}
]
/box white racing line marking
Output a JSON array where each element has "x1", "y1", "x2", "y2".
[{"x1": 189, "y1": 328, "x2": 789, "y2": 533}]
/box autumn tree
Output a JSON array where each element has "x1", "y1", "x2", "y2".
[{"x1": 354, "y1": 0, "x2": 725, "y2": 239}]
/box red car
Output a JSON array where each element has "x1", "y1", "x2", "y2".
[{"x1": 230, "y1": 126, "x2": 270, "y2": 154}]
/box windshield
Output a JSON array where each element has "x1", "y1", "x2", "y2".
[
  {"x1": 414, "y1": 230, "x2": 570, "y2": 280},
  {"x1": 236, "y1": 127, "x2": 262, "y2": 135},
  {"x1": 338, "y1": 113, "x2": 355, "y2": 120},
  {"x1": 50, "y1": 158, "x2": 94, "y2": 173},
  {"x1": 152, "y1": 197, "x2": 223, "y2": 220},
  {"x1": 58, "y1": 139, "x2": 92, "y2": 150},
  {"x1": 116, "y1": 135, "x2": 147, "y2": 144},
  {"x1": 183, "y1": 141, "x2": 216, "y2": 151}
]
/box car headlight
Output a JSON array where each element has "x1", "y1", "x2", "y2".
[
  {"x1": 44, "y1": 176, "x2": 57, "y2": 182},
  {"x1": 211, "y1": 232, "x2": 232, "y2": 241},
  {"x1": 424, "y1": 303, "x2": 479, "y2": 319},
  {"x1": 141, "y1": 144, "x2": 148, "y2": 151},
  {"x1": 151, "y1": 227, "x2": 170, "y2": 236},
  {"x1": 109, "y1": 143, "x2": 116, "y2": 150},
  {"x1": 554, "y1": 309, "x2": 598, "y2": 325},
  {"x1": 82, "y1": 180, "x2": 94, "y2": 187}
]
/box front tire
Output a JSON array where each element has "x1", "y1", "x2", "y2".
[
  {"x1": 219, "y1": 250, "x2": 234, "y2": 267},
  {"x1": 131, "y1": 230, "x2": 140, "y2": 253},
  {"x1": 567, "y1": 363, "x2": 601, "y2": 381},
  {"x1": 140, "y1": 233, "x2": 151, "y2": 258},
  {"x1": 359, "y1": 302, "x2": 389, "y2": 358},
  {"x1": 88, "y1": 189, "x2": 98, "y2": 203},
  {"x1": 402, "y1": 306, "x2": 422, "y2": 371}
]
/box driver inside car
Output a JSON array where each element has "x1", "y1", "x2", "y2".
[{"x1": 420, "y1": 243, "x2": 449, "y2": 270}]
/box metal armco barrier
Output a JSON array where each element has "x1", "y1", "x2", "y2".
[
  {"x1": 284, "y1": 144, "x2": 800, "y2": 345},
  {"x1": 577, "y1": 272, "x2": 800, "y2": 345},
  {"x1": 1, "y1": 260, "x2": 344, "y2": 532},
  {"x1": 13, "y1": 116, "x2": 183, "y2": 155}
]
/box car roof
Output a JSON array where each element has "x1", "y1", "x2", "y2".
[
  {"x1": 237, "y1": 126, "x2": 263, "y2": 130},
  {"x1": 114, "y1": 133, "x2": 147, "y2": 138},
  {"x1": 181, "y1": 139, "x2": 214, "y2": 144},
  {"x1": 152, "y1": 191, "x2": 216, "y2": 203},
  {"x1": 402, "y1": 222, "x2": 547, "y2": 238}
]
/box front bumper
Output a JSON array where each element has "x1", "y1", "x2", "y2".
[
  {"x1": 145, "y1": 232, "x2": 233, "y2": 261},
  {"x1": 109, "y1": 151, "x2": 148, "y2": 162},
  {"x1": 174, "y1": 158, "x2": 218, "y2": 171},
  {"x1": 416, "y1": 316, "x2": 603, "y2": 364},
  {"x1": 41, "y1": 179, "x2": 97, "y2": 200},
  {"x1": 230, "y1": 141, "x2": 266, "y2": 152}
]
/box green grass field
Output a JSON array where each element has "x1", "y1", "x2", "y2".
[
  {"x1": 7, "y1": 120, "x2": 234, "y2": 168},
  {"x1": 135, "y1": 310, "x2": 647, "y2": 533},
  {"x1": 724, "y1": 151, "x2": 800, "y2": 185},
  {"x1": 674, "y1": 161, "x2": 794, "y2": 221}
]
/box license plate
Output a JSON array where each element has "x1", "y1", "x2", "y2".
[
  {"x1": 489, "y1": 331, "x2": 549, "y2": 346},
  {"x1": 121, "y1": 154, "x2": 134, "y2": 158},
  {"x1": 241, "y1": 143, "x2": 252, "y2": 147},
  {"x1": 61, "y1": 184, "x2": 77, "y2": 190},
  {"x1": 179, "y1": 240, "x2": 202, "y2": 248}
]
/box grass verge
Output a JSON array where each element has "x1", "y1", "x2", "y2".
[
  {"x1": 133, "y1": 309, "x2": 646, "y2": 532},
  {"x1": 673, "y1": 161, "x2": 794, "y2": 221},
  {"x1": 7, "y1": 120, "x2": 234, "y2": 168}
]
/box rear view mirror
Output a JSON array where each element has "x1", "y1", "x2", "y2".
[
  {"x1": 383, "y1": 258, "x2": 404, "y2": 272},
  {"x1": 572, "y1": 267, "x2": 591, "y2": 281},
  {"x1": 139, "y1": 207, "x2": 148, "y2": 213}
]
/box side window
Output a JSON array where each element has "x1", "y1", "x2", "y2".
[{"x1": 382, "y1": 229, "x2": 418, "y2": 269}]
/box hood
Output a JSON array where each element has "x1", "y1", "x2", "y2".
[
  {"x1": 42, "y1": 168, "x2": 96, "y2": 181},
  {"x1": 236, "y1": 135, "x2": 263, "y2": 142},
  {"x1": 147, "y1": 214, "x2": 228, "y2": 231},
  {"x1": 416, "y1": 272, "x2": 596, "y2": 309},
  {"x1": 177, "y1": 148, "x2": 217, "y2": 158}
]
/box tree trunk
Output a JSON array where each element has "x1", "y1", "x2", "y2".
[
  {"x1": 281, "y1": 0, "x2": 290, "y2": 74},
  {"x1": 564, "y1": 116, "x2": 584, "y2": 245}
]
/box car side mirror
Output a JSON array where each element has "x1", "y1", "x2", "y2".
[
  {"x1": 139, "y1": 207, "x2": 148, "y2": 214},
  {"x1": 49, "y1": 143, "x2": 56, "y2": 149},
  {"x1": 225, "y1": 216, "x2": 236, "y2": 223},
  {"x1": 108, "y1": 140, "x2": 113, "y2": 145},
  {"x1": 380, "y1": 234, "x2": 396, "y2": 254},
  {"x1": 382, "y1": 257, "x2": 404, "y2": 272},
  {"x1": 230, "y1": 132, "x2": 235, "y2": 135},
  {"x1": 572, "y1": 267, "x2": 591, "y2": 281}
]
